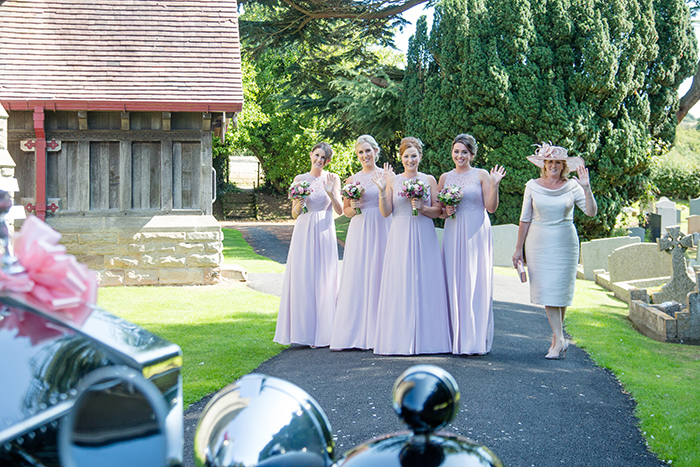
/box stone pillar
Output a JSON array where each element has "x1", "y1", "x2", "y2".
[{"x1": 0, "y1": 104, "x2": 19, "y2": 234}]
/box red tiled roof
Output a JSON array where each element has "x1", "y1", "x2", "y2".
[{"x1": 0, "y1": 0, "x2": 244, "y2": 112}]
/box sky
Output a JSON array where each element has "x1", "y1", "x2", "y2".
[{"x1": 395, "y1": 5, "x2": 699, "y2": 117}]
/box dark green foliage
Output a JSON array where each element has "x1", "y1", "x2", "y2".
[
  {"x1": 404, "y1": 0, "x2": 697, "y2": 239},
  {"x1": 650, "y1": 122, "x2": 700, "y2": 198},
  {"x1": 212, "y1": 137, "x2": 238, "y2": 195},
  {"x1": 651, "y1": 162, "x2": 700, "y2": 199},
  {"x1": 227, "y1": 56, "x2": 355, "y2": 193}
]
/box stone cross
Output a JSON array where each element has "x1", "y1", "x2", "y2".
[{"x1": 652, "y1": 226, "x2": 696, "y2": 304}]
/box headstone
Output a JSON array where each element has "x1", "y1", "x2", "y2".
[
  {"x1": 580, "y1": 236, "x2": 640, "y2": 280},
  {"x1": 628, "y1": 227, "x2": 645, "y2": 242},
  {"x1": 436, "y1": 227, "x2": 444, "y2": 249},
  {"x1": 651, "y1": 226, "x2": 696, "y2": 304},
  {"x1": 644, "y1": 212, "x2": 661, "y2": 243},
  {"x1": 687, "y1": 215, "x2": 700, "y2": 234},
  {"x1": 657, "y1": 301, "x2": 682, "y2": 318},
  {"x1": 608, "y1": 243, "x2": 672, "y2": 283},
  {"x1": 492, "y1": 224, "x2": 519, "y2": 267},
  {"x1": 677, "y1": 265, "x2": 700, "y2": 342},
  {"x1": 655, "y1": 197, "x2": 677, "y2": 236},
  {"x1": 690, "y1": 197, "x2": 700, "y2": 216}
]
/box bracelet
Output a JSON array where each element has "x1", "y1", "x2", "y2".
[{"x1": 378, "y1": 192, "x2": 387, "y2": 199}]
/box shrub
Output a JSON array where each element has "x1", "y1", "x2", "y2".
[{"x1": 651, "y1": 155, "x2": 700, "y2": 199}]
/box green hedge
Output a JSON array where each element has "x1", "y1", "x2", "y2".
[{"x1": 651, "y1": 156, "x2": 700, "y2": 199}]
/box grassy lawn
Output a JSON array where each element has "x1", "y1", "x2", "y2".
[
  {"x1": 98, "y1": 227, "x2": 285, "y2": 408},
  {"x1": 335, "y1": 215, "x2": 350, "y2": 243},
  {"x1": 221, "y1": 227, "x2": 285, "y2": 273},
  {"x1": 565, "y1": 278, "x2": 700, "y2": 466}
]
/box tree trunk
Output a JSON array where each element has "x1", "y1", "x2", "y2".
[{"x1": 677, "y1": 59, "x2": 700, "y2": 122}]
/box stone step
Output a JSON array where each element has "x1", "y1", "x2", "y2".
[{"x1": 221, "y1": 263, "x2": 248, "y2": 282}]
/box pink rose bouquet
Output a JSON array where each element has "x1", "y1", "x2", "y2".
[
  {"x1": 399, "y1": 179, "x2": 429, "y2": 216},
  {"x1": 437, "y1": 185, "x2": 463, "y2": 219},
  {"x1": 341, "y1": 181, "x2": 365, "y2": 215},
  {"x1": 288, "y1": 180, "x2": 312, "y2": 213}
]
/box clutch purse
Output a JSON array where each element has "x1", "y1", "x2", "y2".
[{"x1": 516, "y1": 261, "x2": 527, "y2": 283}]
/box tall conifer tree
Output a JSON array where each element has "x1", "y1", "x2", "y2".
[{"x1": 404, "y1": 0, "x2": 696, "y2": 238}]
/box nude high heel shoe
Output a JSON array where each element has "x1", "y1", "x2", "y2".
[{"x1": 545, "y1": 340, "x2": 569, "y2": 360}]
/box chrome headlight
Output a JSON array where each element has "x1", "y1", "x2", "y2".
[
  {"x1": 193, "y1": 373, "x2": 334, "y2": 467},
  {"x1": 58, "y1": 366, "x2": 169, "y2": 467}
]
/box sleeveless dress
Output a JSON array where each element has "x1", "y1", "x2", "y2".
[
  {"x1": 442, "y1": 169, "x2": 494, "y2": 355},
  {"x1": 374, "y1": 173, "x2": 452, "y2": 355},
  {"x1": 331, "y1": 170, "x2": 392, "y2": 350},
  {"x1": 520, "y1": 179, "x2": 587, "y2": 307},
  {"x1": 274, "y1": 172, "x2": 338, "y2": 347}
]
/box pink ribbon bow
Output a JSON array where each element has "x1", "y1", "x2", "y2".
[{"x1": 0, "y1": 216, "x2": 97, "y2": 329}]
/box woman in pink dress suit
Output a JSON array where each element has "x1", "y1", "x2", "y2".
[
  {"x1": 331, "y1": 135, "x2": 392, "y2": 350},
  {"x1": 371, "y1": 137, "x2": 452, "y2": 355},
  {"x1": 274, "y1": 142, "x2": 343, "y2": 347},
  {"x1": 438, "y1": 134, "x2": 505, "y2": 355}
]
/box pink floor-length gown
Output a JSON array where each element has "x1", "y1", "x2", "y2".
[
  {"x1": 274, "y1": 172, "x2": 338, "y2": 347},
  {"x1": 331, "y1": 170, "x2": 392, "y2": 350},
  {"x1": 374, "y1": 173, "x2": 452, "y2": 355},
  {"x1": 442, "y1": 169, "x2": 494, "y2": 355}
]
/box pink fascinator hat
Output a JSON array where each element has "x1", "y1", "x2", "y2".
[{"x1": 526, "y1": 142, "x2": 585, "y2": 171}]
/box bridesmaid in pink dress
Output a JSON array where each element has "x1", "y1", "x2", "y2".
[
  {"x1": 331, "y1": 135, "x2": 392, "y2": 350},
  {"x1": 274, "y1": 142, "x2": 343, "y2": 347},
  {"x1": 371, "y1": 137, "x2": 452, "y2": 355},
  {"x1": 438, "y1": 134, "x2": 505, "y2": 355}
]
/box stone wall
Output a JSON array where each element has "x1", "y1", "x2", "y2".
[
  {"x1": 0, "y1": 104, "x2": 19, "y2": 234},
  {"x1": 42, "y1": 214, "x2": 223, "y2": 286}
]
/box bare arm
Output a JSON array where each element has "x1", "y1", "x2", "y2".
[
  {"x1": 437, "y1": 173, "x2": 451, "y2": 219},
  {"x1": 482, "y1": 165, "x2": 506, "y2": 213},
  {"x1": 413, "y1": 174, "x2": 443, "y2": 218},
  {"x1": 372, "y1": 164, "x2": 394, "y2": 218},
  {"x1": 341, "y1": 176, "x2": 356, "y2": 218},
  {"x1": 572, "y1": 166, "x2": 597, "y2": 217},
  {"x1": 324, "y1": 173, "x2": 344, "y2": 215},
  {"x1": 290, "y1": 174, "x2": 305, "y2": 220}
]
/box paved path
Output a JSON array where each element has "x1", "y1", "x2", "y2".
[{"x1": 184, "y1": 223, "x2": 663, "y2": 467}]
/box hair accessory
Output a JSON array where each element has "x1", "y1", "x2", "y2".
[{"x1": 526, "y1": 142, "x2": 584, "y2": 172}]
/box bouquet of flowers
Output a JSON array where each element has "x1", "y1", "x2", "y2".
[
  {"x1": 437, "y1": 185, "x2": 463, "y2": 219},
  {"x1": 288, "y1": 181, "x2": 312, "y2": 213},
  {"x1": 399, "y1": 179, "x2": 429, "y2": 216},
  {"x1": 341, "y1": 181, "x2": 365, "y2": 215}
]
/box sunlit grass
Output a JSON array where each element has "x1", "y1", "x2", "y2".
[
  {"x1": 564, "y1": 279, "x2": 700, "y2": 466},
  {"x1": 98, "y1": 285, "x2": 283, "y2": 408},
  {"x1": 221, "y1": 227, "x2": 285, "y2": 273},
  {"x1": 98, "y1": 229, "x2": 285, "y2": 408}
]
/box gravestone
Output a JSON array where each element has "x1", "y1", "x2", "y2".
[
  {"x1": 677, "y1": 265, "x2": 700, "y2": 342},
  {"x1": 655, "y1": 197, "x2": 677, "y2": 236},
  {"x1": 692, "y1": 233, "x2": 700, "y2": 268},
  {"x1": 608, "y1": 243, "x2": 671, "y2": 284},
  {"x1": 690, "y1": 196, "x2": 700, "y2": 216},
  {"x1": 492, "y1": 224, "x2": 519, "y2": 267},
  {"x1": 628, "y1": 227, "x2": 645, "y2": 242},
  {"x1": 687, "y1": 215, "x2": 700, "y2": 234},
  {"x1": 644, "y1": 212, "x2": 661, "y2": 243},
  {"x1": 651, "y1": 226, "x2": 696, "y2": 304},
  {"x1": 580, "y1": 236, "x2": 640, "y2": 280}
]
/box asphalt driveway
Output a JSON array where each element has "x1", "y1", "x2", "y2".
[{"x1": 183, "y1": 223, "x2": 663, "y2": 467}]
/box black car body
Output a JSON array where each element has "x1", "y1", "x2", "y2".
[{"x1": 0, "y1": 292, "x2": 183, "y2": 466}]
